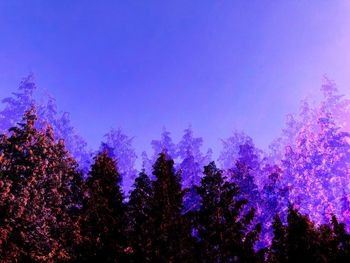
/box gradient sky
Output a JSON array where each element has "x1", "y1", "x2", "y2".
[{"x1": 0, "y1": 1, "x2": 350, "y2": 158}]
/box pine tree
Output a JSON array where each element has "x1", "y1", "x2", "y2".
[
  {"x1": 126, "y1": 170, "x2": 154, "y2": 262},
  {"x1": 195, "y1": 162, "x2": 263, "y2": 263},
  {"x1": 148, "y1": 153, "x2": 193, "y2": 262},
  {"x1": 79, "y1": 151, "x2": 125, "y2": 262}
]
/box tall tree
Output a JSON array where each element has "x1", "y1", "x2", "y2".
[
  {"x1": 218, "y1": 131, "x2": 255, "y2": 171},
  {"x1": 286, "y1": 206, "x2": 324, "y2": 263},
  {"x1": 101, "y1": 128, "x2": 137, "y2": 196},
  {"x1": 177, "y1": 126, "x2": 212, "y2": 188},
  {"x1": 80, "y1": 151, "x2": 125, "y2": 262},
  {"x1": 0, "y1": 107, "x2": 82, "y2": 262},
  {"x1": 143, "y1": 129, "x2": 177, "y2": 178},
  {"x1": 0, "y1": 75, "x2": 92, "y2": 174},
  {"x1": 0, "y1": 74, "x2": 36, "y2": 133},
  {"x1": 148, "y1": 153, "x2": 193, "y2": 262},
  {"x1": 267, "y1": 215, "x2": 287, "y2": 263},
  {"x1": 195, "y1": 162, "x2": 264, "y2": 263},
  {"x1": 281, "y1": 103, "x2": 350, "y2": 225},
  {"x1": 176, "y1": 127, "x2": 212, "y2": 212},
  {"x1": 126, "y1": 170, "x2": 154, "y2": 262}
]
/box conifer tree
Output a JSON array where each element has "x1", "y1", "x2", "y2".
[
  {"x1": 148, "y1": 153, "x2": 193, "y2": 262},
  {"x1": 126, "y1": 170, "x2": 154, "y2": 262},
  {"x1": 101, "y1": 128, "x2": 137, "y2": 196},
  {"x1": 0, "y1": 107, "x2": 82, "y2": 262},
  {"x1": 79, "y1": 151, "x2": 125, "y2": 262},
  {"x1": 268, "y1": 215, "x2": 287, "y2": 263},
  {"x1": 195, "y1": 162, "x2": 264, "y2": 263},
  {"x1": 286, "y1": 206, "x2": 323, "y2": 263},
  {"x1": 330, "y1": 216, "x2": 350, "y2": 262},
  {"x1": 176, "y1": 127, "x2": 212, "y2": 212},
  {"x1": 143, "y1": 129, "x2": 177, "y2": 178},
  {"x1": 0, "y1": 74, "x2": 36, "y2": 133},
  {"x1": 0, "y1": 75, "x2": 92, "y2": 174}
]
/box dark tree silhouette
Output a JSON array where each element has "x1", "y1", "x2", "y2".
[
  {"x1": 194, "y1": 161, "x2": 264, "y2": 263},
  {"x1": 268, "y1": 215, "x2": 287, "y2": 263},
  {"x1": 126, "y1": 169, "x2": 154, "y2": 262},
  {"x1": 79, "y1": 151, "x2": 125, "y2": 262},
  {"x1": 148, "y1": 152, "x2": 194, "y2": 262}
]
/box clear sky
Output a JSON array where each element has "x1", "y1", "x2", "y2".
[{"x1": 0, "y1": 1, "x2": 350, "y2": 157}]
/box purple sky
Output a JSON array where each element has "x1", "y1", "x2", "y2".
[{"x1": 0, "y1": 1, "x2": 350, "y2": 157}]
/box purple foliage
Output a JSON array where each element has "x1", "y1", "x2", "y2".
[
  {"x1": 0, "y1": 75, "x2": 92, "y2": 173},
  {"x1": 101, "y1": 128, "x2": 137, "y2": 196},
  {"x1": 2, "y1": 74, "x2": 350, "y2": 249}
]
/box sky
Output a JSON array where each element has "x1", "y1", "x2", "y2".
[{"x1": 0, "y1": 0, "x2": 350, "y2": 158}]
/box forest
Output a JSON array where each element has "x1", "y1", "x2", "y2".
[{"x1": 1, "y1": 75, "x2": 350, "y2": 262}]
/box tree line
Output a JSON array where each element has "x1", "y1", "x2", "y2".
[{"x1": 1, "y1": 108, "x2": 350, "y2": 263}]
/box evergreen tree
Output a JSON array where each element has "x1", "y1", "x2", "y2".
[
  {"x1": 0, "y1": 75, "x2": 92, "y2": 174},
  {"x1": 0, "y1": 74, "x2": 36, "y2": 133},
  {"x1": 143, "y1": 129, "x2": 177, "y2": 178},
  {"x1": 268, "y1": 215, "x2": 287, "y2": 263},
  {"x1": 286, "y1": 206, "x2": 323, "y2": 263},
  {"x1": 177, "y1": 126, "x2": 212, "y2": 188},
  {"x1": 330, "y1": 216, "x2": 350, "y2": 262},
  {"x1": 218, "y1": 130, "x2": 254, "y2": 171},
  {"x1": 148, "y1": 153, "x2": 193, "y2": 262},
  {"x1": 151, "y1": 129, "x2": 177, "y2": 160},
  {"x1": 195, "y1": 162, "x2": 264, "y2": 263},
  {"x1": 0, "y1": 107, "x2": 82, "y2": 262},
  {"x1": 126, "y1": 170, "x2": 154, "y2": 262},
  {"x1": 176, "y1": 127, "x2": 212, "y2": 212},
  {"x1": 79, "y1": 151, "x2": 125, "y2": 262},
  {"x1": 101, "y1": 128, "x2": 137, "y2": 196}
]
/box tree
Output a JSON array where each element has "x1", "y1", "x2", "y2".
[
  {"x1": 143, "y1": 129, "x2": 177, "y2": 178},
  {"x1": 80, "y1": 151, "x2": 125, "y2": 262},
  {"x1": 268, "y1": 215, "x2": 287, "y2": 263},
  {"x1": 126, "y1": 170, "x2": 154, "y2": 262},
  {"x1": 101, "y1": 128, "x2": 137, "y2": 196},
  {"x1": 0, "y1": 75, "x2": 92, "y2": 174},
  {"x1": 148, "y1": 153, "x2": 193, "y2": 262},
  {"x1": 0, "y1": 74, "x2": 36, "y2": 133},
  {"x1": 176, "y1": 126, "x2": 212, "y2": 212},
  {"x1": 177, "y1": 126, "x2": 211, "y2": 188},
  {"x1": 281, "y1": 103, "x2": 350, "y2": 225},
  {"x1": 218, "y1": 131, "x2": 253, "y2": 170},
  {"x1": 194, "y1": 162, "x2": 264, "y2": 263},
  {"x1": 286, "y1": 206, "x2": 325, "y2": 263},
  {"x1": 0, "y1": 107, "x2": 82, "y2": 262}
]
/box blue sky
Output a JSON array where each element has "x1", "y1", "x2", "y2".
[{"x1": 0, "y1": 1, "x2": 350, "y2": 157}]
